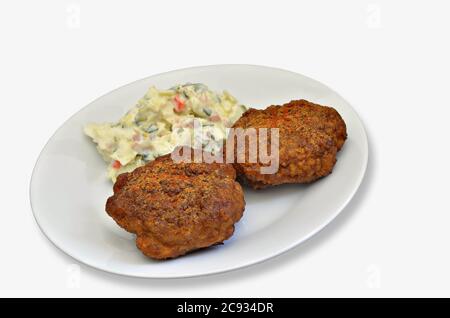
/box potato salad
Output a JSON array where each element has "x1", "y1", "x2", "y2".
[{"x1": 84, "y1": 83, "x2": 247, "y2": 181}]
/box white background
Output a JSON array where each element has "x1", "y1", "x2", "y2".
[{"x1": 1, "y1": 0, "x2": 449, "y2": 297}]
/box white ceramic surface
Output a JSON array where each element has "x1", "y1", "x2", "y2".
[{"x1": 30, "y1": 65, "x2": 368, "y2": 278}]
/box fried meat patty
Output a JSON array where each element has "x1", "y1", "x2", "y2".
[
  {"x1": 106, "y1": 151, "x2": 245, "y2": 259},
  {"x1": 231, "y1": 99, "x2": 347, "y2": 189}
]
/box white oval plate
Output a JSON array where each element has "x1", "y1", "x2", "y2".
[{"x1": 30, "y1": 65, "x2": 368, "y2": 278}]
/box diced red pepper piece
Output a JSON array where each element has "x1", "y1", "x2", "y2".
[
  {"x1": 173, "y1": 95, "x2": 185, "y2": 112},
  {"x1": 112, "y1": 160, "x2": 122, "y2": 169}
]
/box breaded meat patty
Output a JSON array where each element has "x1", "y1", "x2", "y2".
[
  {"x1": 230, "y1": 99, "x2": 347, "y2": 189},
  {"x1": 280, "y1": 100, "x2": 347, "y2": 150},
  {"x1": 106, "y1": 149, "x2": 245, "y2": 259}
]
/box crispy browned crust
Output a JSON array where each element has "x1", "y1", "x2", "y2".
[
  {"x1": 280, "y1": 100, "x2": 347, "y2": 150},
  {"x1": 231, "y1": 99, "x2": 347, "y2": 189},
  {"x1": 106, "y1": 150, "x2": 245, "y2": 260}
]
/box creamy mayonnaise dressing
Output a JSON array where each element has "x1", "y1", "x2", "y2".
[{"x1": 84, "y1": 83, "x2": 246, "y2": 181}]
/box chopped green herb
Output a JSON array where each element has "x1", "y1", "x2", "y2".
[
  {"x1": 146, "y1": 124, "x2": 158, "y2": 133},
  {"x1": 203, "y1": 107, "x2": 212, "y2": 116},
  {"x1": 193, "y1": 83, "x2": 207, "y2": 92},
  {"x1": 142, "y1": 153, "x2": 153, "y2": 162}
]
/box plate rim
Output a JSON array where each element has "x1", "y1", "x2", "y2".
[{"x1": 29, "y1": 64, "x2": 369, "y2": 279}]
